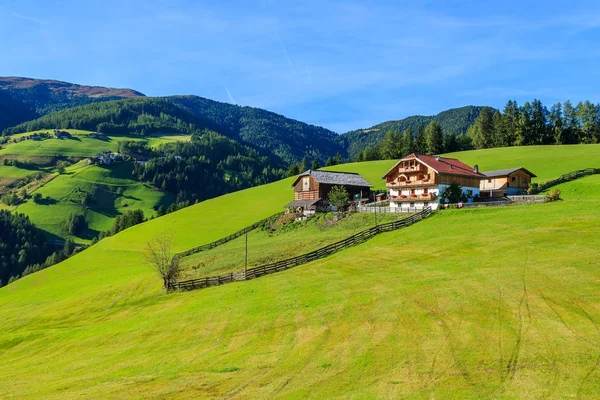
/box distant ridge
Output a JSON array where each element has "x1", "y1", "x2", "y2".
[
  {"x1": 0, "y1": 76, "x2": 145, "y2": 98},
  {"x1": 0, "y1": 76, "x2": 145, "y2": 131}
]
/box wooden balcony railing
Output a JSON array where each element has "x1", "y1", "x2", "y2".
[
  {"x1": 389, "y1": 193, "x2": 438, "y2": 202},
  {"x1": 386, "y1": 179, "x2": 433, "y2": 188},
  {"x1": 397, "y1": 164, "x2": 427, "y2": 173}
]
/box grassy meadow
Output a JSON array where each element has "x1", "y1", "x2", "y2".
[
  {"x1": 179, "y1": 212, "x2": 405, "y2": 279},
  {"x1": 0, "y1": 131, "x2": 191, "y2": 157},
  {"x1": 15, "y1": 162, "x2": 173, "y2": 242},
  {"x1": 0, "y1": 145, "x2": 599, "y2": 398}
]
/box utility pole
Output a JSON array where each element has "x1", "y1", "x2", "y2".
[{"x1": 245, "y1": 231, "x2": 248, "y2": 275}]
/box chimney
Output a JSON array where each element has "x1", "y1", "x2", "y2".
[
  {"x1": 435, "y1": 155, "x2": 440, "y2": 161},
  {"x1": 474, "y1": 164, "x2": 479, "y2": 173}
]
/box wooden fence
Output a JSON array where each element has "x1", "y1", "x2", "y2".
[
  {"x1": 169, "y1": 207, "x2": 433, "y2": 291},
  {"x1": 173, "y1": 212, "x2": 283, "y2": 259},
  {"x1": 532, "y1": 168, "x2": 599, "y2": 193}
]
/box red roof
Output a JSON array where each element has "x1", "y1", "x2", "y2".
[{"x1": 382, "y1": 153, "x2": 486, "y2": 179}]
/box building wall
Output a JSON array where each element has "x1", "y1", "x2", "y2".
[
  {"x1": 480, "y1": 176, "x2": 508, "y2": 190},
  {"x1": 507, "y1": 170, "x2": 532, "y2": 190}
]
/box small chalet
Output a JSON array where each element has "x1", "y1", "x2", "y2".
[
  {"x1": 382, "y1": 153, "x2": 485, "y2": 210},
  {"x1": 286, "y1": 170, "x2": 372, "y2": 216},
  {"x1": 480, "y1": 167, "x2": 537, "y2": 199}
]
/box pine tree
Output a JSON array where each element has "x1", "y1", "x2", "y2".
[
  {"x1": 312, "y1": 157, "x2": 320, "y2": 170},
  {"x1": 325, "y1": 157, "x2": 333, "y2": 167},
  {"x1": 468, "y1": 107, "x2": 495, "y2": 149},
  {"x1": 531, "y1": 99, "x2": 550, "y2": 144},
  {"x1": 562, "y1": 100, "x2": 579, "y2": 143},
  {"x1": 401, "y1": 127, "x2": 414, "y2": 155},
  {"x1": 492, "y1": 110, "x2": 507, "y2": 147},
  {"x1": 502, "y1": 100, "x2": 520, "y2": 145},
  {"x1": 299, "y1": 156, "x2": 307, "y2": 172},
  {"x1": 516, "y1": 101, "x2": 534, "y2": 146},
  {"x1": 357, "y1": 150, "x2": 365, "y2": 162},
  {"x1": 549, "y1": 102, "x2": 565, "y2": 144},
  {"x1": 380, "y1": 129, "x2": 402, "y2": 159},
  {"x1": 415, "y1": 125, "x2": 426, "y2": 154},
  {"x1": 425, "y1": 121, "x2": 444, "y2": 155},
  {"x1": 287, "y1": 163, "x2": 300, "y2": 177},
  {"x1": 333, "y1": 152, "x2": 344, "y2": 165}
]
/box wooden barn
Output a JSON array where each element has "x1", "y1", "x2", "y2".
[
  {"x1": 480, "y1": 167, "x2": 537, "y2": 199},
  {"x1": 286, "y1": 170, "x2": 372, "y2": 216}
]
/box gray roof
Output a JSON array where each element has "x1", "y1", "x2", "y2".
[
  {"x1": 294, "y1": 169, "x2": 372, "y2": 187},
  {"x1": 482, "y1": 167, "x2": 537, "y2": 178},
  {"x1": 285, "y1": 199, "x2": 321, "y2": 208}
]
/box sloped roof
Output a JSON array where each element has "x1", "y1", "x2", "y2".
[
  {"x1": 285, "y1": 199, "x2": 321, "y2": 208},
  {"x1": 382, "y1": 153, "x2": 486, "y2": 179},
  {"x1": 292, "y1": 170, "x2": 372, "y2": 187},
  {"x1": 482, "y1": 167, "x2": 537, "y2": 178}
]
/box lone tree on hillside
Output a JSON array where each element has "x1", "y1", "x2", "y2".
[
  {"x1": 144, "y1": 233, "x2": 180, "y2": 291},
  {"x1": 328, "y1": 185, "x2": 349, "y2": 214}
]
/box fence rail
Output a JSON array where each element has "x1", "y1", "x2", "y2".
[
  {"x1": 533, "y1": 168, "x2": 599, "y2": 193},
  {"x1": 170, "y1": 207, "x2": 433, "y2": 291},
  {"x1": 173, "y1": 212, "x2": 284, "y2": 259}
]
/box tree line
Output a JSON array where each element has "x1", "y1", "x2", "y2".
[
  {"x1": 359, "y1": 99, "x2": 600, "y2": 161},
  {"x1": 467, "y1": 99, "x2": 600, "y2": 148}
]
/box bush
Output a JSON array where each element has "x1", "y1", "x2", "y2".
[
  {"x1": 546, "y1": 189, "x2": 561, "y2": 202},
  {"x1": 527, "y1": 182, "x2": 539, "y2": 195},
  {"x1": 32, "y1": 193, "x2": 43, "y2": 203}
]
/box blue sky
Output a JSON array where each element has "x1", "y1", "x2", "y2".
[{"x1": 2, "y1": 0, "x2": 600, "y2": 132}]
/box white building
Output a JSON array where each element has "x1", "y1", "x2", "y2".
[{"x1": 382, "y1": 153, "x2": 485, "y2": 210}]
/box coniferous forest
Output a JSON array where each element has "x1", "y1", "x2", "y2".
[{"x1": 357, "y1": 99, "x2": 600, "y2": 162}]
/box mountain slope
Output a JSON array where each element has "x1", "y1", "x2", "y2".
[
  {"x1": 343, "y1": 105, "x2": 485, "y2": 159},
  {"x1": 0, "y1": 145, "x2": 599, "y2": 398},
  {"x1": 0, "y1": 77, "x2": 144, "y2": 131},
  {"x1": 167, "y1": 95, "x2": 347, "y2": 164}
]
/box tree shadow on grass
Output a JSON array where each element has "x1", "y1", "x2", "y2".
[{"x1": 36, "y1": 197, "x2": 58, "y2": 205}]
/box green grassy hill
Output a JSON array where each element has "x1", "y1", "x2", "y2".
[
  {"x1": 0, "y1": 131, "x2": 191, "y2": 157},
  {"x1": 15, "y1": 162, "x2": 173, "y2": 242},
  {"x1": 178, "y1": 212, "x2": 405, "y2": 280},
  {"x1": 0, "y1": 145, "x2": 599, "y2": 398}
]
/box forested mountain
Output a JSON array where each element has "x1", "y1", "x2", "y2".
[
  {"x1": 342, "y1": 106, "x2": 485, "y2": 159},
  {"x1": 0, "y1": 77, "x2": 144, "y2": 131},
  {"x1": 134, "y1": 131, "x2": 284, "y2": 204},
  {"x1": 167, "y1": 95, "x2": 346, "y2": 164},
  {"x1": 1, "y1": 97, "x2": 286, "y2": 203},
  {"x1": 2, "y1": 97, "x2": 216, "y2": 136}
]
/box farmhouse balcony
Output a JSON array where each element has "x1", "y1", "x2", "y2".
[
  {"x1": 386, "y1": 179, "x2": 434, "y2": 189},
  {"x1": 397, "y1": 164, "x2": 427, "y2": 173},
  {"x1": 389, "y1": 193, "x2": 438, "y2": 202}
]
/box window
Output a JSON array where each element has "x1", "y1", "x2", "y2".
[
  {"x1": 488, "y1": 179, "x2": 492, "y2": 183},
  {"x1": 423, "y1": 188, "x2": 428, "y2": 194},
  {"x1": 302, "y1": 177, "x2": 310, "y2": 191},
  {"x1": 511, "y1": 177, "x2": 516, "y2": 182}
]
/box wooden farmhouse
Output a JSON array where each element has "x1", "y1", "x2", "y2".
[
  {"x1": 286, "y1": 170, "x2": 372, "y2": 216},
  {"x1": 480, "y1": 167, "x2": 537, "y2": 199},
  {"x1": 382, "y1": 153, "x2": 486, "y2": 210}
]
